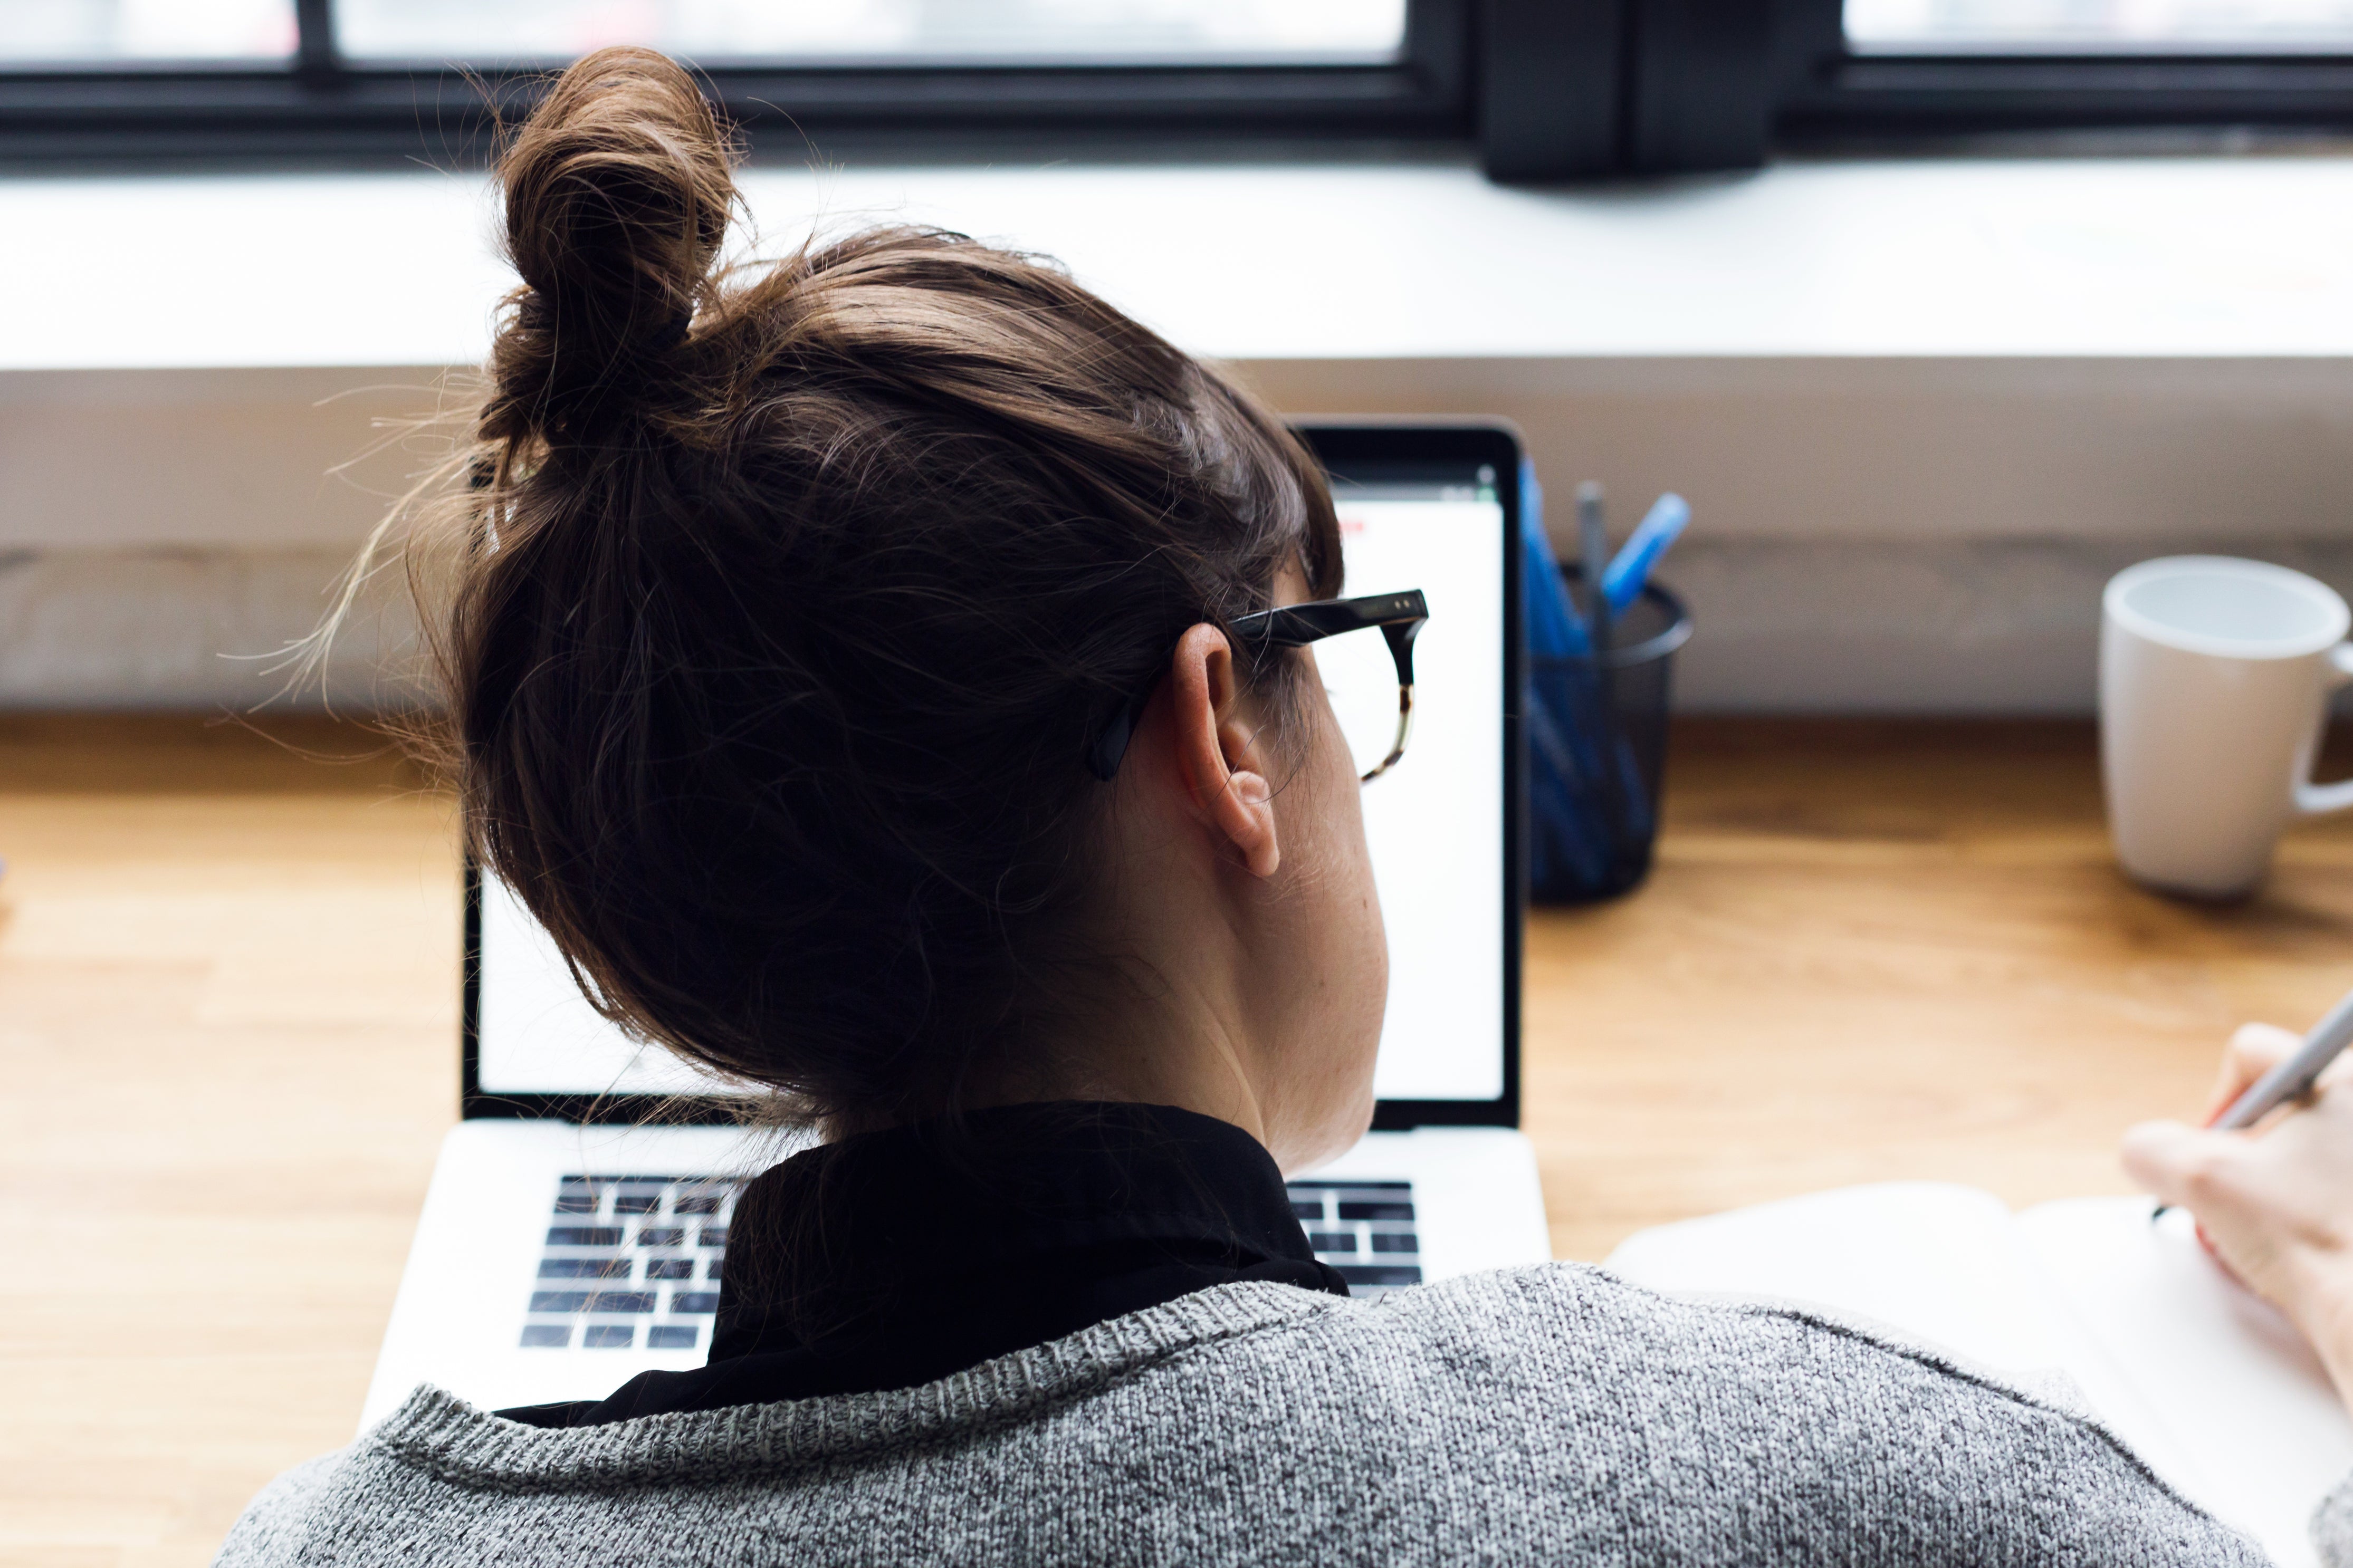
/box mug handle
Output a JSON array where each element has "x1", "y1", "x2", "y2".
[{"x1": 2294, "y1": 644, "x2": 2353, "y2": 816}]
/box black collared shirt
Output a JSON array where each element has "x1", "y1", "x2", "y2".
[{"x1": 500, "y1": 1102, "x2": 1348, "y2": 1428}]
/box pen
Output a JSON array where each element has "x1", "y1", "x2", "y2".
[
  {"x1": 2152, "y1": 982, "x2": 2353, "y2": 1220},
  {"x1": 1577, "y1": 482, "x2": 1609, "y2": 657},
  {"x1": 1603, "y1": 493, "x2": 1690, "y2": 617},
  {"x1": 2214, "y1": 983, "x2": 2353, "y2": 1130},
  {"x1": 1522, "y1": 469, "x2": 1587, "y2": 659}
]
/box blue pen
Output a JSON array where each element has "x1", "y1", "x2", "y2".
[
  {"x1": 1577, "y1": 482, "x2": 1610, "y2": 654},
  {"x1": 1520, "y1": 460, "x2": 1620, "y2": 891},
  {"x1": 1520, "y1": 465, "x2": 1588, "y2": 658},
  {"x1": 1603, "y1": 493, "x2": 1689, "y2": 617}
]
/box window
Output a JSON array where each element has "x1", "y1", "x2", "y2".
[
  {"x1": 331, "y1": 1, "x2": 1409, "y2": 65},
  {"x1": 0, "y1": 0, "x2": 1462, "y2": 165},
  {"x1": 1776, "y1": 0, "x2": 2353, "y2": 153},
  {"x1": 1847, "y1": 0, "x2": 2353, "y2": 52},
  {"x1": 4, "y1": 0, "x2": 2351, "y2": 177},
  {"x1": 5, "y1": 0, "x2": 295, "y2": 62}
]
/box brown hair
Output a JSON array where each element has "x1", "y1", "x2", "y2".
[{"x1": 379, "y1": 47, "x2": 1341, "y2": 1129}]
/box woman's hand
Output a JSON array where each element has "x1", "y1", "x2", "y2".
[{"x1": 2122, "y1": 1022, "x2": 2353, "y2": 1401}]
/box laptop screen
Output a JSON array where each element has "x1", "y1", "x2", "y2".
[{"x1": 472, "y1": 424, "x2": 1520, "y2": 1121}]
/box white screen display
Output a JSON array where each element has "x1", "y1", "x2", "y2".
[
  {"x1": 477, "y1": 468, "x2": 1508, "y2": 1104},
  {"x1": 476, "y1": 878, "x2": 745, "y2": 1096},
  {"x1": 1342, "y1": 481, "x2": 1507, "y2": 1103}
]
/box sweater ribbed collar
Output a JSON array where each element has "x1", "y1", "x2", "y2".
[{"x1": 369, "y1": 1281, "x2": 1343, "y2": 1490}]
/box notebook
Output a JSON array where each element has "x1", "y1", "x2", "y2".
[{"x1": 1606, "y1": 1183, "x2": 2353, "y2": 1567}]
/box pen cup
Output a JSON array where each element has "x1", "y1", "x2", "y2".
[{"x1": 1527, "y1": 570, "x2": 1692, "y2": 905}]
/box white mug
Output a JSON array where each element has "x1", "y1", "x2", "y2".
[{"x1": 2101, "y1": 555, "x2": 2353, "y2": 899}]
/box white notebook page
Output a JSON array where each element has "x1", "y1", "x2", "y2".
[
  {"x1": 1606, "y1": 1182, "x2": 2083, "y2": 1375},
  {"x1": 2016, "y1": 1198, "x2": 2353, "y2": 1567}
]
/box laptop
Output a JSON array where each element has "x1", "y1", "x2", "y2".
[{"x1": 361, "y1": 419, "x2": 1551, "y2": 1430}]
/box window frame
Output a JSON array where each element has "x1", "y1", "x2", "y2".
[
  {"x1": 12, "y1": 1, "x2": 2350, "y2": 183},
  {"x1": 1772, "y1": 0, "x2": 2353, "y2": 147},
  {"x1": 0, "y1": 0, "x2": 1473, "y2": 165},
  {"x1": 1506, "y1": 0, "x2": 2353, "y2": 177}
]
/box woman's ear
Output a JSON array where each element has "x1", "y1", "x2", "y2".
[{"x1": 1166, "y1": 623, "x2": 1280, "y2": 879}]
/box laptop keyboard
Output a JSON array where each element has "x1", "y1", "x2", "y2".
[
  {"x1": 522, "y1": 1176, "x2": 738, "y2": 1353},
  {"x1": 520, "y1": 1173, "x2": 1422, "y2": 1351},
  {"x1": 1285, "y1": 1179, "x2": 1424, "y2": 1293}
]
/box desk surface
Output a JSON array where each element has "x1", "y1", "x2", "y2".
[{"x1": 5, "y1": 714, "x2": 2351, "y2": 1564}]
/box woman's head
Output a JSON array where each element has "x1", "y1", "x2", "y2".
[{"x1": 404, "y1": 46, "x2": 1384, "y2": 1162}]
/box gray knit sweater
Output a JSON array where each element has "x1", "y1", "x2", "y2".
[{"x1": 218, "y1": 1264, "x2": 2342, "y2": 1566}]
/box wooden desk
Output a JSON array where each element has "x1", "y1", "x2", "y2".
[
  {"x1": 1530, "y1": 719, "x2": 2353, "y2": 1262},
  {"x1": 4, "y1": 714, "x2": 2351, "y2": 1565}
]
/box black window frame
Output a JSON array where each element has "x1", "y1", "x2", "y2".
[
  {"x1": 1776, "y1": 0, "x2": 2353, "y2": 149},
  {"x1": 0, "y1": 0, "x2": 1474, "y2": 165},
  {"x1": 1488, "y1": 0, "x2": 2353, "y2": 179},
  {"x1": 6, "y1": 0, "x2": 2353, "y2": 180}
]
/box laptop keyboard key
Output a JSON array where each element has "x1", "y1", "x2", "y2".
[
  {"x1": 1336, "y1": 1201, "x2": 1413, "y2": 1223},
  {"x1": 613, "y1": 1195, "x2": 662, "y2": 1215},
  {"x1": 697, "y1": 1227, "x2": 728, "y2": 1249},
  {"x1": 671, "y1": 1292, "x2": 720, "y2": 1315},
  {"x1": 582, "y1": 1324, "x2": 636, "y2": 1349},
  {"x1": 553, "y1": 1192, "x2": 600, "y2": 1214},
  {"x1": 1335, "y1": 1264, "x2": 1422, "y2": 1287},
  {"x1": 636, "y1": 1227, "x2": 686, "y2": 1247},
  {"x1": 539, "y1": 1258, "x2": 632, "y2": 1279},
  {"x1": 586, "y1": 1292, "x2": 655, "y2": 1314},
  {"x1": 546, "y1": 1227, "x2": 622, "y2": 1247},
  {"x1": 529, "y1": 1291, "x2": 589, "y2": 1313},
  {"x1": 674, "y1": 1194, "x2": 722, "y2": 1215},
  {"x1": 1289, "y1": 1201, "x2": 1326, "y2": 1222},
  {"x1": 647, "y1": 1324, "x2": 698, "y2": 1350},
  {"x1": 1307, "y1": 1232, "x2": 1356, "y2": 1254},
  {"x1": 1371, "y1": 1232, "x2": 1419, "y2": 1254},
  {"x1": 645, "y1": 1258, "x2": 694, "y2": 1280}
]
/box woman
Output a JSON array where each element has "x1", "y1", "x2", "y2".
[{"x1": 220, "y1": 47, "x2": 2353, "y2": 1565}]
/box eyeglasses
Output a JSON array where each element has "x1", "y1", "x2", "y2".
[{"x1": 1087, "y1": 590, "x2": 1430, "y2": 785}]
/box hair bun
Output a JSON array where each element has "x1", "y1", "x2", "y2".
[{"x1": 485, "y1": 46, "x2": 736, "y2": 444}]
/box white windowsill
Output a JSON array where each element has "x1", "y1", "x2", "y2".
[{"x1": 9, "y1": 152, "x2": 2353, "y2": 371}]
